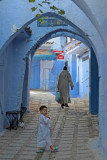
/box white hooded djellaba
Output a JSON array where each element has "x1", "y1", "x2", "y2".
[
  {"x1": 57, "y1": 70, "x2": 74, "y2": 105},
  {"x1": 37, "y1": 114, "x2": 52, "y2": 148}
]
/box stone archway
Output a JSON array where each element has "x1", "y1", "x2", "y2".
[
  {"x1": 0, "y1": 0, "x2": 107, "y2": 155},
  {"x1": 0, "y1": 12, "x2": 99, "y2": 132},
  {"x1": 22, "y1": 28, "x2": 99, "y2": 115}
]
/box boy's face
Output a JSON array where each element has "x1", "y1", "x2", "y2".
[{"x1": 40, "y1": 108, "x2": 47, "y2": 116}]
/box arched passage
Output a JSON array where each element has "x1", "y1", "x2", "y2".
[
  {"x1": 0, "y1": 12, "x2": 99, "y2": 131},
  {"x1": 22, "y1": 28, "x2": 99, "y2": 115}
]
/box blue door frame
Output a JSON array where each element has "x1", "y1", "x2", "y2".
[{"x1": 89, "y1": 48, "x2": 99, "y2": 114}]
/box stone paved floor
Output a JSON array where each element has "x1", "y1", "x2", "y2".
[{"x1": 0, "y1": 90, "x2": 101, "y2": 160}]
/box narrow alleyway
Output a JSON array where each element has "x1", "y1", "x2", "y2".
[{"x1": 0, "y1": 90, "x2": 101, "y2": 160}]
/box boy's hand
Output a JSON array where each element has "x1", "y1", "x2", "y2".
[
  {"x1": 45, "y1": 114, "x2": 50, "y2": 119},
  {"x1": 50, "y1": 127, "x2": 52, "y2": 131}
]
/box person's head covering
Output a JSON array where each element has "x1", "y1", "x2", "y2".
[{"x1": 63, "y1": 66, "x2": 67, "y2": 70}]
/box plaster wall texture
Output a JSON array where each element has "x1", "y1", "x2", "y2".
[
  {"x1": 72, "y1": 0, "x2": 107, "y2": 52},
  {"x1": 0, "y1": 24, "x2": 74, "y2": 126},
  {"x1": 64, "y1": 43, "x2": 89, "y2": 98},
  {"x1": 0, "y1": 0, "x2": 105, "y2": 81},
  {"x1": 51, "y1": 37, "x2": 63, "y2": 50},
  {"x1": 21, "y1": 55, "x2": 31, "y2": 111},
  {"x1": 0, "y1": 66, "x2": 4, "y2": 132},
  {"x1": 78, "y1": 54, "x2": 89, "y2": 98},
  {"x1": 40, "y1": 60, "x2": 65, "y2": 91},
  {"x1": 0, "y1": 0, "x2": 107, "y2": 157},
  {"x1": 30, "y1": 59, "x2": 40, "y2": 89},
  {"x1": 64, "y1": 54, "x2": 77, "y2": 98}
]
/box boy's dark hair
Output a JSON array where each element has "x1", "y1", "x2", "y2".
[{"x1": 40, "y1": 105, "x2": 47, "y2": 111}]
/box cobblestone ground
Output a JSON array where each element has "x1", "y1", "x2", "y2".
[{"x1": 0, "y1": 90, "x2": 101, "y2": 160}]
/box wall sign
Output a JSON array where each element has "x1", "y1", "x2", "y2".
[
  {"x1": 53, "y1": 50, "x2": 64, "y2": 59},
  {"x1": 37, "y1": 17, "x2": 67, "y2": 27}
]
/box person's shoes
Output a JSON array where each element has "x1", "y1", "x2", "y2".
[
  {"x1": 51, "y1": 146, "x2": 59, "y2": 152},
  {"x1": 65, "y1": 103, "x2": 69, "y2": 107},
  {"x1": 36, "y1": 150, "x2": 43, "y2": 153},
  {"x1": 61, "y1": 104, "x2": 64, "y2": 109}
]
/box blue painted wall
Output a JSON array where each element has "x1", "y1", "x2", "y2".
[
  {"x1": 89, "y1": 48, "x2": 99, "y2": 114},
  {"x1": 0, "y1": 20, "x2": 79, "y2": 131},
  {"x1": 0, "y1": 0, "x2": 100, "y2": 134},
  {"x1": 53, "y1": 60, "x2": 65, "y2": 76},
  {"x1": 30, "y1": 57, "x2": 65, "y2": 91},
  {"x1": 78, "y1": 53, "x2": 89, "y2": 98},
  {"x1": 64, "y1": 52, "x2": 90, "y2": 98},
  {"x1": 71, "y1": 54, "x2": 77, "y2": 82},
  {"x1": 0, "y1": 0, "x2": 36, "y2": 48},
  {"x1": 49, "y1": 60, "x2": 65, "y2": 91},
  {"x1": 30, "y1": 59, "x2": 40, "y2": 89},
  {"x1": 65, "y1": 53, "x2": 79, "y2": 98},
  {"x1": 22, "y1": 55, "x2": 31, "y2": 110},
  {"x1": 70, "y1": 54, "x2": 79, "y2": 97}
]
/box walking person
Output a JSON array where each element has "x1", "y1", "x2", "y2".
[
  {"x1": 36, "y1": 105, "x2": 58, "y2": 153},
  {"x1": 57, "y1": 66, "x2": 74, "y2": 109}
]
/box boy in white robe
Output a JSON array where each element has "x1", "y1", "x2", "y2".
[{"x1": 36, "y1": 105, "x2": 58, "y2": 153}]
